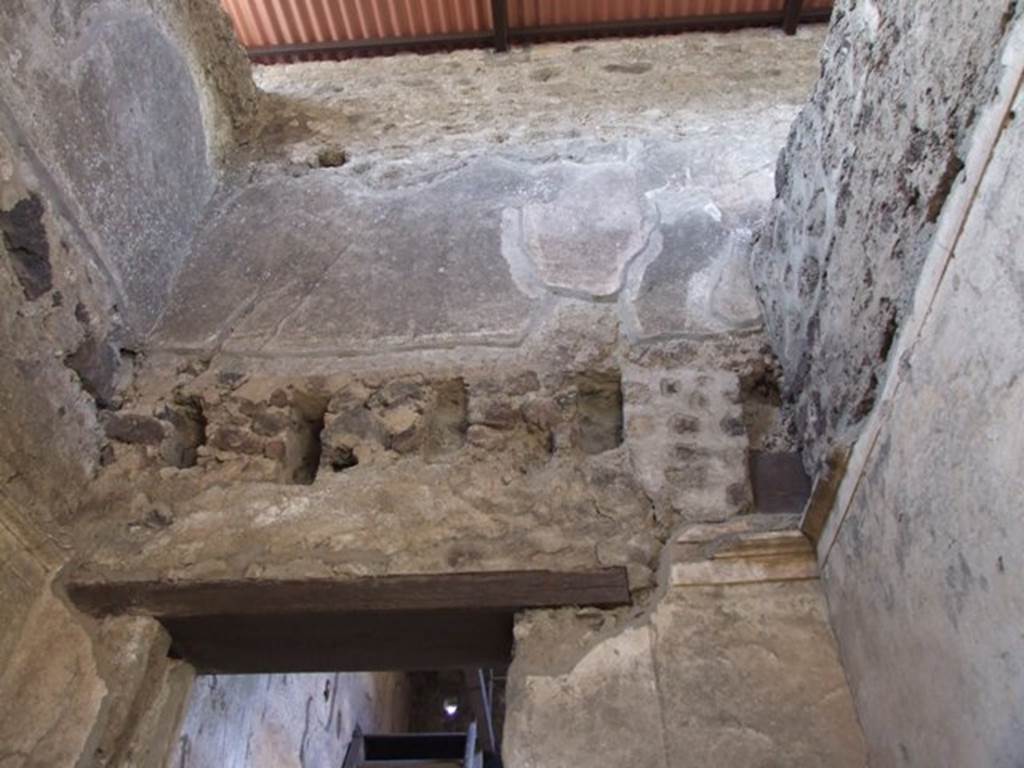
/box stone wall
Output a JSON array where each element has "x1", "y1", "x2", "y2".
[
  {"x1": 757, "y1": 2, "x2": 1024, "y2": 762},
  {"x1": 0, "y1": 0, "x2": 255, "y2": 647},
  {"x1": 0, "y1": 145, "x2": 195, "y2": 757},
  {"x1": 752, "y1": 0, "x2": 1022, "y2": 471},
  {"x1": 817, "y1": 20, "x2": 1024, "y2": 766},
  {"x1": 0, "y1": 3, "x2": 254, "y2": 766},
  {"x1": 504, "y1": 518, "x2": 865, "y2": 768},
  {"x1": 0, "y1": 103, "x2": 114, "y2": 666},
  {"x1": 0, "y1": 594, "x2": 192, "y2": 767},
  {"x1": 67, "y1": 362, "x2": 764, "y2": 603},
  {"x1": 170, "y1": 672, "x2": 410, "y2": 768}
]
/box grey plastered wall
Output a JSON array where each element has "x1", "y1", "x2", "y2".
[
  {"x1": 817, "y1": 22, "x2": 1024, "y2": 766},
  {"x1": 752, "y1": 0, "x2": 1022, "y2": 472},
  {"x1": 169, "y1": 672, "x2": 411, "y2": 768},
  {"x1": 0, "y1": 0, "x2": 254, "y2": 335}
]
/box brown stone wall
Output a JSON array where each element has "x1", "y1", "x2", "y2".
[
  {"x1": 0, "y1": 2, "x2": 256, "y2": 765},
  {"x1": 0, "y1": 115, "x2": 113, "y2": 660}
]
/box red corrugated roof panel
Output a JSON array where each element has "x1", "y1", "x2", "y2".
[{"x1": 221, "y1": 0, "x2": 832, "y2": 61}]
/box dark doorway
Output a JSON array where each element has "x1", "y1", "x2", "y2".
[{"x1": 68, "y1": 568, "x2": 630, "y2": 767}]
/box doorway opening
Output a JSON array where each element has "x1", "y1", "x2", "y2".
[
  {"x1": 63, "y1": 569, "x2": 630, "y2": 768},
  {"x1": 173, "y1": 667, "x2": 507, "y2": 768}
]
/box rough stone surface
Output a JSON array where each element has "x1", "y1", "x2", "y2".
[
  {"x1": 504, "y1": 524, "x2": 864, "y2": 768},
  {"x1": 752, "y1": 0, "x2": 1021, "y2": 471},
  {"x1": 0, "y1": 520, "x2": 50, "y2": 667},
  {"x1": 0, "y1": 194, "x2": 52, "y2": 300},
  {"x1": 0, "y1": 5, "x2": 253, "y2": 767},
  {"x1": 0, "y1": 124, "x2": 136, "y2": 768},
  {"x1": 649, "y1": 582, "x2": 864, "y2": 766},
  {"x1": 153, "y1": 162, "x2": 544, "y2": 355},
  {"x1": 69, "y1": 368, "x2": 669, "y2": 589},
  {"x1": 628, "y1": 204, "x2": 760, "y2": 340},
  {"x1": 0, "y1": 125, "x2": 114, "y2": 670},
  {"x1": 821, "y1": 68, "x2": 1024, "y2": 768},
  {"x1": 144, "y1": 27, "x2": 823, "y2": 358},
  {"x1": 170, "y1": 672, "x2": 410, "y2": 768},
  {"x1": 506, "y1": 622, "x2": 666, "y2": 768},
  {"x1": 68, "y1": 354, "x2": 793, "y2": 604},
  {"x1": 50, "y1": 27, "x2": 815, "y2": 614},
  {"x1": 0, "y1": 582, "x2": 183, "y2": 768},
  {"x1": 249, "y1": 29, "x2": 823, "y2": 166},
  {"x1": 624, "y1": 364, "x2": 751, "y2": 524},
  {"x1": 508, "y1": 162, "x2": 655, "y2": 298},
  {"x1": 0, "y1": 586, "x2": 107, "y2": 767}
]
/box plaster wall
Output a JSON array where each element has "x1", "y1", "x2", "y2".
[
  {"x1": 0, "y1": 137, "x2": 160, "y2": 768},
  {"x1": 0, "y1": 106, "x2": 111, "y2": 666},
  {"x1": 504, "y1": 525, "x2": 866, "y2": 768},
  {"x1": 818, "y1": 24, "x2": 1024, "y2": 766},
  {"x1": 170, "y1": 672, "x2": 411, "y2": 768},
  {"x1": 0, "y1": 0, "x2": 254, "y2": 335}
]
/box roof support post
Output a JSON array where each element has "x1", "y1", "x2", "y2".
[
  {"x1": 782, "y1": 0, "x2": 804, "y2": 35},
  {"x1": 491, "y1": 0, "x2": 510, "y2": 51}
]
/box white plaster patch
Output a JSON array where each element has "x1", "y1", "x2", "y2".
[
  {"x1": 503, "y1": 163, "x2": 655, "y2": 299},
  {"x1": 621, "y1": 190, "x2": 761, "y2": 341},
  {"x1": 708, "y1": 230, "x2": 762, "y2": 330}
]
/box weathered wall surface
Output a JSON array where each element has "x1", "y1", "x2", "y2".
[
  {"x1": 0, "y1": 103, "x2": 114, "y2": 665},
  {"x1": 0, "y1": 585, "x2": 194, "y2": 768},
  {"x1": 68, "y1": 362, "x2": 768, "y2": 603},
  {"x1": 752, "y1": 0, "x2": 1021, "y2": 471},
  {"x1": 819, "y1": 30, "x2": 1024, "y2": 767},
  {"x1": 504, "y1": 519, "x2": 865, "y2": 768},
  {"x1": 170, "y1": 672, "x2": 410, "y2": 768},
  {"x1": 0, "y1": 0, "x2": 254, "y2": 335},
  {"x1": 0, "y1": 4, "x2": 253, "y2": 765},
  {"x1": 0, "y1": 115, "x2": 171, "y2": 768}
]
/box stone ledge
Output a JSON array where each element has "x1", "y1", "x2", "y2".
[
  {"x1": 675, "y1": 512, "x2": 802, "y2": 543},
  {"x1": 672, "y1": 522, "x2": 817, "y2": 586}
]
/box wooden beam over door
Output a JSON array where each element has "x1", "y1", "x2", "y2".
[
  {"x1": 164, "y1": 609, "x2": 515, "y2": 674},
  {"x1": 65, "y1": 568, "x2": 631, "y2": 674},
  {"x1": 66, "y1": 568, "x2": 631, "y2": 619}
]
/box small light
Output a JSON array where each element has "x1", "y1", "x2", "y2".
[{"x1": 442, "y1": 697, "x2": 459, "y2": 717}]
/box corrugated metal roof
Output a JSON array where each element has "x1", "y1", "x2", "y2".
[
  {"x1": 512, "y1": 0, "x2": 778, "y2": 27},
  {"x1": 222, "y1": 0, "x2": 492, "y2": 49},
  {"x1": 220, "y1": 0, "x2": 832, "y2": 62}
]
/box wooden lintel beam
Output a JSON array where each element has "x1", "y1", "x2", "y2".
[
  {"x1": 66, "y1": 568, "x2": 631, "y2": 619},
  {"x1": 164, "y1": 609, "x2": 515, "y2": 674}
]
